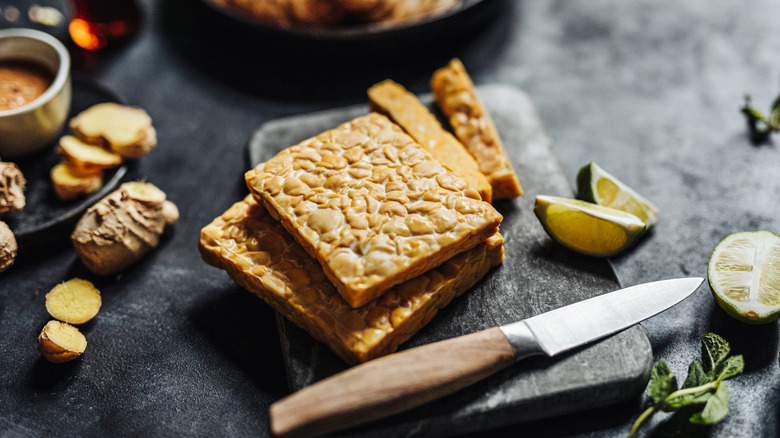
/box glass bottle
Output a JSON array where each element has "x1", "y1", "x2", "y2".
[{"x1": 69, "y1": 0, "x2": 141, "y2": 50}]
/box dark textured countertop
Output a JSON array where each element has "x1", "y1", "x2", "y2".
[{"x1": 1, "y1": 1, "x2": 779, "y2": 437}]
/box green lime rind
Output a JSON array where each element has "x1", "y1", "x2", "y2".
[
  {"x1": 707, "y1": 230, "x2": 780, "y2": 324},
  {"x1": 575, "y1": 162, "x2": 599, "y2": 202},
  {"x1": 576, "y1": 162, "x2": 659, "y2": 228},
  {"x1": 533, "y1": 195, "x2": 647, "y2": 258},
  {"x1": 709, "y1": 293, "x2": 780, "y2": 324}
]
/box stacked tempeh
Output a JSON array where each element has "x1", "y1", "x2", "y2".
[
  {"x1": 200, "y1": 60, "x2": 521, "y2": 365},
  {"x1": 200, "y1": 195, "x2": 504, "y2": 364}
]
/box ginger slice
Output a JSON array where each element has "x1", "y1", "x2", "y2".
[
  {"x1": 57, "y1": 135, "x2": 123, "y2": 175},
  {"x1": 50, "y1": 162, "x2": 103, "y2": 201},
  {"x1": 38, "y1": 320, "x2": 87, "y2": 363},
  {"x1": 122, "y1": 180, "x2": 167, "y2": 204},
  {"x1": 45, "y1": 278, "x2": 102, "y2": 325},
  {"x1": 70, "y1": 102, "x2": 157, "y2": 160}
]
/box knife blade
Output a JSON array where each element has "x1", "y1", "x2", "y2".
[{"x1": 270, "y1": 277, "x2": 703, "y2": 438}]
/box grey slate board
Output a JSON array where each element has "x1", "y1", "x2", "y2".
[{"x1": 247, "y1": 84, "x2": 653, "y2": 437}]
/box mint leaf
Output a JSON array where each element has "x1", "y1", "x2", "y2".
[
  {"x1": 771, "y1": 94, "x2": 780, "y2": 115},
  {"x1": 690, "y1": 383, "x2": 729, "y2": 425},
  {"x1": 701, "y1": 333, "x2": 730, "y2": 380},
  {"x1": 770, "y1": 106, "x2": 780, "y2": 130},
  {"x1": 663, "y1": 390, "x2": 712, "y2": 411},
  {"x1": 661, "y1": 361, "x2": 712, "y2": 411},
  {"x1": 715, "y1": 355, "x2": 744, "y2": 382},
  {"x1": 648, "y1": 359, "x2": 678, "y2": 404},
  {"x1": 741, "y1": 93, "x2": 780, "y2": 143},
  {"x1": 631, "y1": 333, "x2": 744, "y2": 438},
  {"x1": 682, "y1": 360, "x2": 709, "y2": 388},
  {"x1": 741, "y1": 96, "x2": 767, "y2": 122}
]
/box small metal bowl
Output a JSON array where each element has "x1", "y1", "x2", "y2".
[{"x1": 0, "y1": 28, "x2": 71, "y2": 158}]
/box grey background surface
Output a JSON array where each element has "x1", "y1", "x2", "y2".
[{"x1": 1, "y1": 0, "x2": 779, "y2": 437}]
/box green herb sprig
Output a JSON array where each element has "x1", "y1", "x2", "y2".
[
  {"x1": 741, "y1": 93, "x2": 780, "y2": 144},
  {"x1": 629, "y1": 333, "x2": 744, "y2": 437}
]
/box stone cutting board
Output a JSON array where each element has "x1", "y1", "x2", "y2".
[{"x1": 248, "y1": 84, "x2": 652, "y2": 437}]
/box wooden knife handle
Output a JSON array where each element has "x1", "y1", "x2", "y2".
[{"x1": 270, "y1": 326, "x2": 516, "y2": 438}]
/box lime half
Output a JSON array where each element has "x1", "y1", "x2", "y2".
[
  {"x1": 708, "y1": 230, "x2": 780, "y2": 324},
  {"x1": 534, "y1": 195, "x2": 647, "y2": 257},
  {"x1": 576, "y1": 162, "x2": 659, "y2": 227}
]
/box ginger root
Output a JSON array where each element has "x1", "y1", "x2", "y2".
[
  {"x1": 70, "y1": 103, "x2": 157, "y2": 160},
  {"x1": 0, "y1": 220, "x2": 16, "y2": 272},
  {"x1": 50, "y1": 162, "x2": 103, "y2": 201},
  {"x1": 0, "y1": 160, "x2": 26, "y2": 215},
  {"x1": 71, "y1": 181, "x2": 179, "y2": 275},
  {"x1": 38, "y1": 320, "x2": 87, "y2": 363},
  {"x1": 45, "y1": 278, "x2": 102, "y2": 324}
]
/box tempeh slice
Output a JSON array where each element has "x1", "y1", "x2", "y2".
[
  {"x1": 199, "y1": 195, "x2": 504, "y2": 365},
  {"x1": 245, "y1": 112, "x2": 502, "y2": 308},
  {"x1": 431, "y1": 58, "x2": 523, "y2": 200},
  {"x1": 368, "y1": 79, "x2": 493, "y2": 203}
]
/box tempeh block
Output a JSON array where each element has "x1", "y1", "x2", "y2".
[
  {"x1": 431, "y1": 58, "x2": 523, "y2": 200},
  {"x1": 245, "y1": 112, "x2": 502, "y2": 308},
  {"x1": 199, "y1": 196, "x2": 504, "y2": 365},
  {"x1": 368, "y1": 79, "x2": 493, "y2": 203}
]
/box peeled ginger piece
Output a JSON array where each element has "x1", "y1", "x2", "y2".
[
  {"x1": 71, "y1": 181, "x2": 179, "y2": 275},
  {"x1": 45, "y1": 278, "x2": 102, "y2": 324},
  {"x1": 123, "y1": 180, "x2": 167, "y2": 203},
  {"x1": 38, "y1": 320, "x2": 87, "y2": 363}
]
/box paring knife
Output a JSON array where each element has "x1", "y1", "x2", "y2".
[{"x1": 270, "y1": 277, "x2": 704, "y2": 438}]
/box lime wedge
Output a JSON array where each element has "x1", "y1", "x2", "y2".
[
  {"x1": 708, "y1": 230, "x2": 780, "y2": 324},
  {"x1": 576, "y1": 162, "x2": 659, "y2": 227},
  {"x1": 534, "y1": 195, "x2": 647, "y2": 257}
]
